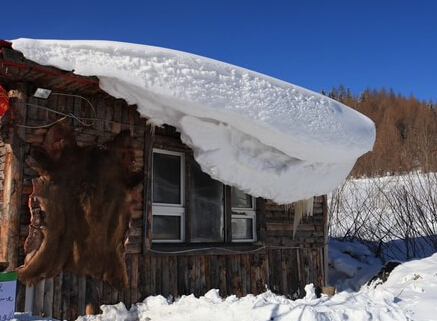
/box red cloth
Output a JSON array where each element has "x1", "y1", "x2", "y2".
[{"x1": 0, "y1": 84, "x2": 9, "y2": 116}]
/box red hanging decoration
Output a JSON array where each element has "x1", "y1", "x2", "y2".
[{"x1": 0, "y1": 85, "x2": 9, "y2": 116}]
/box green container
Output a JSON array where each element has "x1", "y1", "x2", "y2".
[
  {"x1": 0, "y1": 271, "x2": 17, "y2": 321},
  {"x1": 0, "y1": 271, "x2": 16, "y2": 282}
]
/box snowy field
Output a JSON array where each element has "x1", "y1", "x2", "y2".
[{"x1": 329, "y1": 173, "x2": 437, "y2": 261}]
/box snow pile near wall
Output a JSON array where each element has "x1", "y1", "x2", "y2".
[
  {"x1": 12, "y1": 38, "x2": 375, "y2": 203},
  {"x1": 328, "y1": 239, "x2": 383, "y2": 291},
  {"x1": 73, "y1": 287, "x2": 409, "y2": 321}
]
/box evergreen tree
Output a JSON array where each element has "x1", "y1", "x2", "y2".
[
  {"x1": 328, "y1": 87, "x2": 337, "y2": 99},
  {"x1": 337, "y1": 85, "x2": 345, "y2": 102}
]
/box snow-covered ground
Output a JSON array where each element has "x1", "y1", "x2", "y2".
[{"x1": 11, "y1": 240, "x2": 437, "y2": 321}]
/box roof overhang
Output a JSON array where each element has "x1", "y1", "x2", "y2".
[{"x1": 0, "y1": 40, "x2": 102, "y2": 96}]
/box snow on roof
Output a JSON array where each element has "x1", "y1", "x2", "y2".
[{"x1": 11, "y1": 38, "x2": 375, "y2": 204}]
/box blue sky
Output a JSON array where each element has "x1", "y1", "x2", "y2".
[{"x1": 2, "y1": 0, "x2": 436, "y2": 102}]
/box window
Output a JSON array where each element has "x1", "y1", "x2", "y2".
[
  {"x1": 151, "y1": 148, "x2": 256, "y2": 244},
  {"x1": 231, "y1": 187, "x2": 256, "y2": 242},
  {"x1": 190, "y1": 161, "x2": 224, "y2": 242},
  {"x1": 152, "y1": 149, "x2": 185, "y2": 242}
]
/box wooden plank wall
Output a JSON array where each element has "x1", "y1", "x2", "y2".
[
  {"x1": 265, "y1": 197, "x2": 326, "y2": 247},
  {"x1": 0, "y1": 84, "x2": 327, "y2": 319},
  {"x1": 21, "y1": 247, "x2": 324, "y2": 319}
]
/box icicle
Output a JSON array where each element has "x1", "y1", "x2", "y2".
[
  {"x1": 146, "y1": 120, "x2": 156, "y2": 135},
  {"x1": 292, "y1": 197, "x2": 314, "y2": 238}
]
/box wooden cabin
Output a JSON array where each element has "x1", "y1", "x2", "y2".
[{"x1": 0, "y1": 41, "x2": 328, "y2": 320}]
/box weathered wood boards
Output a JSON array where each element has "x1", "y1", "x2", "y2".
[{"x1": 0, "y1": 54, "x2": 327, "y2": 319}]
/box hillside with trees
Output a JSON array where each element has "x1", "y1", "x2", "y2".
[
  {"x1": 324, "y1": 86, "x2": 437, "y2": 177},
  {"x1": 326, "y1": 87, "x2": 437, "y2": 261}
]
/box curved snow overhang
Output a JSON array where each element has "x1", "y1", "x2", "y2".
[{"x1": 10, "y1": 38, "x2": 376, "y2": 204}]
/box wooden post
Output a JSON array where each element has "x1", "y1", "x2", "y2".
[
  {"x1": 0, "y1": 83, "x2": 26, "y2": 268},
  {"x1": 322, "y1": 194, "x2": 329, "y2": 287},
  {"x1": 256, "y1": 198, "x2": 266, "y2": 244},
  {"x1": 143, "y1": 124, "x2": 154, "y2": 251},
  {"x1": 24, "y1": 286, "x2": 34, "y2": 313},
  {"x1": 225, "y1": 186, "x2": 232, "y2": 243},
  {"x1": 33, "y1": 280, "x2": 45, "y2": 316}
]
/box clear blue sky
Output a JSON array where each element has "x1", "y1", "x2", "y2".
[{"x1": 2, "y1": 0, "x2": 436, "y2": 102}]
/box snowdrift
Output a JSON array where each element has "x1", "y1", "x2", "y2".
[{"x1": 12, "y1": 39, "x2": 375, "y2": 203}]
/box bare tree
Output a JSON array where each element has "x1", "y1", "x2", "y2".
[{"x1": 329, "y1": 172, "x2": 437, "y2": 261}]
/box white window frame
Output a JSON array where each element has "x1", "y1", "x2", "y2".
[
  {"x1": 231, "y1": 188, "x2": 256, "y2": 242},
  {"x1": 152, "y1": 149, "x2": 185, "y2": 243}
]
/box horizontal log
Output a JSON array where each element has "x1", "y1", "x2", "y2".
[
  {"x1": 266, "y1": 223, "x2": 318, "y2": 232},
  {"x1": 264, "y1": 236, "x2": 325, "y2": 247},
  {"x1": 131, "y1": 209, "x2": 143, "y2": 219},
  {"x1": 265, "y1": 218, "x2": 324, "y2": 227},
  {"x1": 266, "y1": 229, "x2": 324, "y2": 237}
]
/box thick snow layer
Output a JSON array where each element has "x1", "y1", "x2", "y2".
[{"x1": 11, "y1": 38, "x2": 375, "y2": 203}]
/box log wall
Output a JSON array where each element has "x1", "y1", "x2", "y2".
[
  {"x1": 0, "y1": 82, "x2": 327, "y2": 319},
  {"x1": 19, "y1": 247, "x2": 324, "y2": 319}
]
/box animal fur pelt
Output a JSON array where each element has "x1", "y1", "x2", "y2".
[{"x1": 17, "y1": 124, "x2": 142, "y2": 290}]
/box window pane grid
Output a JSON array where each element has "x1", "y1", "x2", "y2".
[
  {"x1": 152, "y1": 149, "x2": 185, "y2": 243},
  {"x1": 152, "y1": 150, "x2": 184, "y2": 205},
  {"x1": 152, "y1": 215, "x2": 182, "y2": 240},
  {"x1": 231, "y1": 187, "x2": 256, "y2": 242},
  {"x1": 190, "y1": 161, "x2": 224, "y2": 243},
  {"x1": 151, "y1": 149, "x2": 257, "y2": 244},
  {"x1": 231, "y1": 187, "x2": 254, "y2": 209}
]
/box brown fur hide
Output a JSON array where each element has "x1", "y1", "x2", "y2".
[{"x1": 17, "y1": 124, "x2": 143, "y2": 290}]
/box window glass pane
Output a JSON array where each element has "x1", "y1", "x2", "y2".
[
  {"x1": 231, "y1": 187, "x2": 253, "y2": 208},
  {"x1": 232, "y1": 218, "x2": 253, "y2": 240},
  {"x1": 190, "y1": 161, "x2": 224, "y2": 242},
  {"x1": 153, "y1": 152, "x2": 181, "y2": 204},
  {"x1": 152, "y1": 215, "x2": 181, "y2": 240}
]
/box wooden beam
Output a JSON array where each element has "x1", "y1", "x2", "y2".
[
  {"x1": 322, "y1": 194, "x2": 329, "y2": 287},
  {"x1": 143, "y1": 124, "x2": 154, "y2": 251},
  {"x1": 0, "y1": 83, "x2": 26, "y2": 268},
  {"x1": 225, "y1": 186, "x2": 232, "y2": 243},
  {"x1": 256, "y1": 198, "x2": 266, "y2": 243}
]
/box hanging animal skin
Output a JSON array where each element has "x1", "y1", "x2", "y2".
[{"x1": 16, "y1": 124, "x2": 143, "y2": 290}]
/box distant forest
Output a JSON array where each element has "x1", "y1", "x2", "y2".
[{"x1": 323, "y1": 86, "x2": 437, "y2": 177}]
